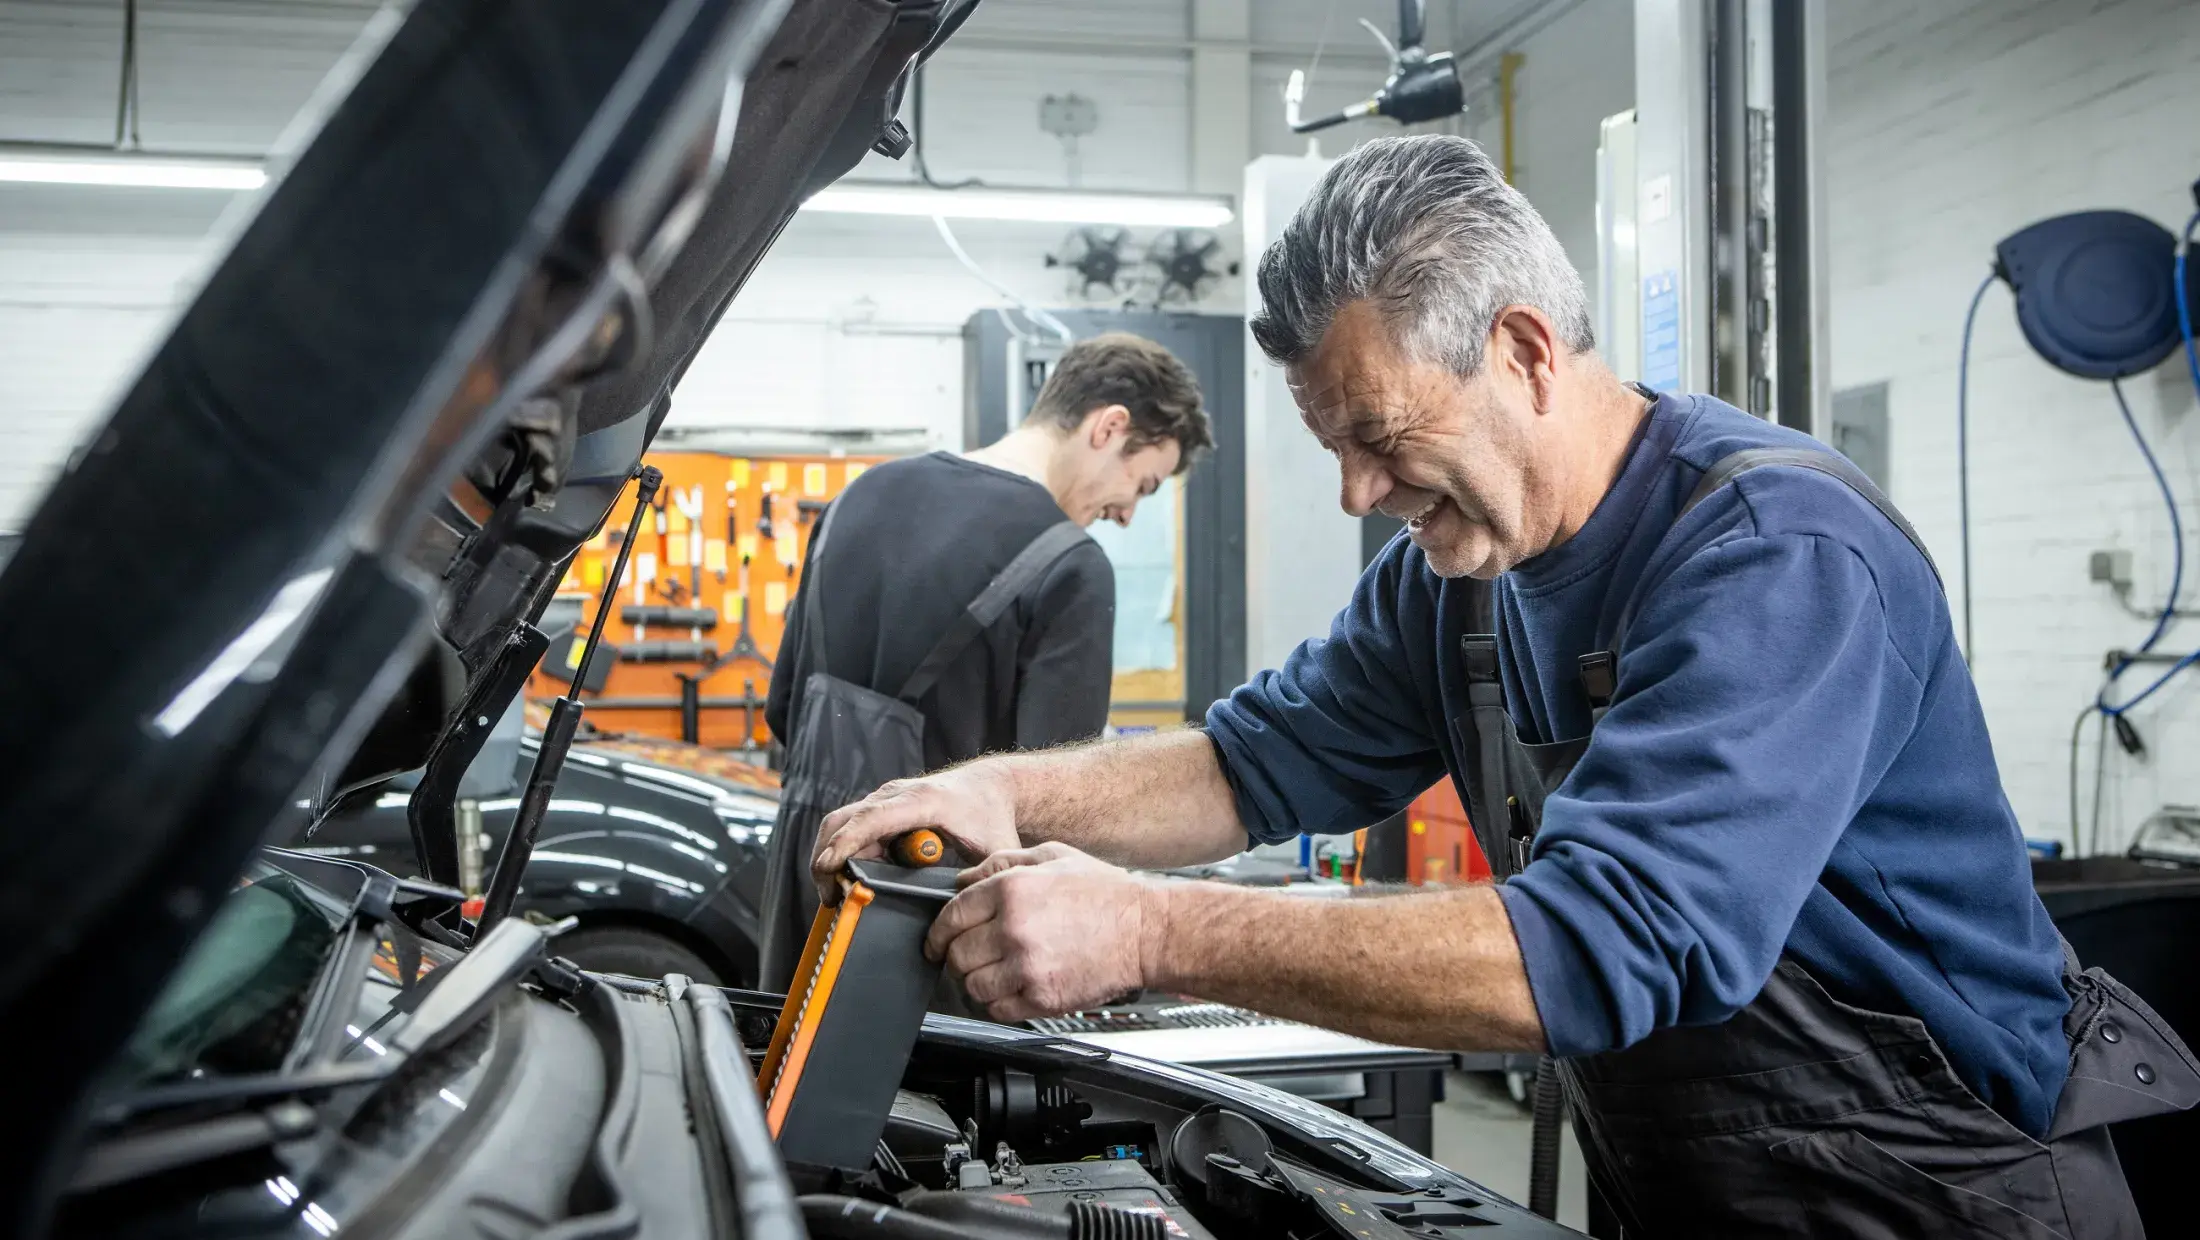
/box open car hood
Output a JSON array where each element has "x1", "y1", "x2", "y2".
[{"x1": 0, "y1": 0, "x2": 976, "y2": 1224}]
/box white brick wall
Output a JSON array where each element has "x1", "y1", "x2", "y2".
[{"x1": 1823, "y1": 0, "x2": 2200, "y2": 851}]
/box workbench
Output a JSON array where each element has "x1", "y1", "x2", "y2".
[{"x1": 1027, "y1": 998, "x2": 1454, "y2": 1155}]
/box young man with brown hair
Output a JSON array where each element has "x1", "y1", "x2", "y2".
[{"x1": 757, "y1": 331, "x2": 1213, "y2": 988}]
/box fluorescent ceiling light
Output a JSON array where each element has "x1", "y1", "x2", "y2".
[
  {"x1": 804, "y1": 183, "x2": 1233, "y2": 228},
  {"x1": 0, "y1": 149, "x2": 266, "y2": 191}
]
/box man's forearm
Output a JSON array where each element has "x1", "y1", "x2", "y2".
[
  {"x1": 1138, "y1": 880, "x2": 1545, "y2": 1053},
  {"x1": 989, "y1": 730, "x2": 1246, "y2": 868}
]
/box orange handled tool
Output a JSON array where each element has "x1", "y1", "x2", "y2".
[{"x1": 888, "y1": 829, "x2": 946, "y2": 868}]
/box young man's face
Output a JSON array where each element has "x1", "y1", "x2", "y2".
[{"x1": 1058, "y1": 405, "x2": 1181, "y2": 528}]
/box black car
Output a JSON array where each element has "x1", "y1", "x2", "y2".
[
  {"x1": 301, "y1": 730, "x2": 780, "y2": 986},
  {"x1": 0, "y1": 0, "x2": 1579, "y2": 1236}
]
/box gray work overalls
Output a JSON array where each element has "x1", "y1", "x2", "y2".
[{"x1": 1454, "y1": 447, "x2": 2199, "y2": 1237}]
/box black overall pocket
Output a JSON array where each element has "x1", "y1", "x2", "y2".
[
  {"x1": 1768, "y1": 1128, "x2": 2065, "y2": 1240},
  {"x1": 758, "y1": 672, "x2": 927, "y2": 990}
]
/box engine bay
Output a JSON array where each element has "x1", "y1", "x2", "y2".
[{"x1": 726, "y1": 993, "x2": 1541, "y2": 1239}]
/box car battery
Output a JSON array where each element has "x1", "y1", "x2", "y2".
[
  {"x1": 973, "y1": 1158, "x2": 1217, "y2": 1240},
  {"x1": 757, "y1": 856, "x2": 957, "y2": 1170}
]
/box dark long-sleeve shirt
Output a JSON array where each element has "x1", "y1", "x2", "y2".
[
  {"x1": 1204, "y1": 391, "x2": 2072, "y2": 1137},
  {"x1": 766, "y1": 452, "x2": 1115, "y2": 769}
]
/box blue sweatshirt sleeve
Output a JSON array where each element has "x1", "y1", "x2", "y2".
[
  {"x1": 1497, "y1": 531, "x2": 1925, "y2": 1056},
  {"x1": 1205, "y1": 548, "x2": 1447, "y2": 845}
]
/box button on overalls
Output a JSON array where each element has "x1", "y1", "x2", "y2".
[{"x1": 1453, "y1": 448, "x2": 2199, "y2": 1237}]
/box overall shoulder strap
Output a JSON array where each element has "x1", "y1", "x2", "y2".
[
  {"x1": 1457, "y1": 631, "x2": 1529, "y2": 876},
  {"x1": 896, "y1": 520, "x2": 1091, "y2": 703},
  {"x1": 1679, "y1": 447, "x2": 1938, "y2": 579},
  {"x1": 1599, "y1": 446, "x2": 1937, "y2": 705}
]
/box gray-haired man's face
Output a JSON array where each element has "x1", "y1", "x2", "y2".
[{"x1": 1286, "y1": 299, "x2": 1543, "y2": 579}]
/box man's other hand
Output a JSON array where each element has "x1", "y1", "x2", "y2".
[
  {"x1": 924, "y1": 842, "x2": 1153, "y2": 1023},
  {"x1": 812, "y1": 763, "x2": 1019, "y2": 904}
]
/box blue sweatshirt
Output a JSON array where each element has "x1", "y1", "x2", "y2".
[{"x1": 1205, "y1": 391, "x2": 2072, "y2": 1137}]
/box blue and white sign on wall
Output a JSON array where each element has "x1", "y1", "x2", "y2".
[{"x1": 1642, "y1": 270, "x2": 1680, "y2": 393}]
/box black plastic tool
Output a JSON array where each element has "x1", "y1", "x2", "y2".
[{"x1": 759, "y1": 849, "x2": 955, "y2": 1172}]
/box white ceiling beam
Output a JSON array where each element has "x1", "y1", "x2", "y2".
[
  {"x1": 945, "y1": 30, "x2": 1394, "y2": 67},
  {"x1": 1189, "y1": 0, "x2": 1253, "y2": 199}
]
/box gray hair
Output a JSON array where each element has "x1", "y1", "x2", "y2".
[{"x1": 1250, "y1": 134, "x2": 1594, "y2": 376}]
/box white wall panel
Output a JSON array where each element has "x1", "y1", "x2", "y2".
[
  {"x1": 0, "y1": 1, "x2": 131, "y2": 144},
  {"x1": 1248, "y1": 0, "x2": 1541, "y2": 55},
  {"x1": 956, "y1": 0, "x2": 1187, "y2": 44},
  {"x1": 866, "y1": 43, "x2": 1194, "y2": 191},
  {"x1": 1821, "y1": 0, "x2": 2200, "y2": 850},
  {"x1": 1459, "y1": 0, "x2": 1632, "y2": 298},
  {"x1": 668, "y1": 209, "x2": 1236, "y2": 450},
  {"x1": 0, "y1": 0, "x2": 376, "y2": 150},
  {"x1": 132, "y1": 0, "x2": 380, "y2": 152},
  {"x1": 1250, "y1": 0, "x2": 1406, "y2": 50},
  {"x1": 0, "y1": 225, "x2": 209, "y2": 525}
]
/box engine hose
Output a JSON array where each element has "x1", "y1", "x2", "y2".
[
  {"x1": 799, "y1": 1197, "x2": 970, "y2": 1240},
  {"x1": 903, "y1": 1192, "x2": 1167, "y2": 1240},
  {"x1": 800, "y1": 1193, "x2": 1166, "y2": 1240},
  {"x1": 1062, "y1": 1202, "x2": 1166, "y2": 1240},
  {"x1": 1527, "y1": 1054, "x2": 1565, "y2": 1220}
]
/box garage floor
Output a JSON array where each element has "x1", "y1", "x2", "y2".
[{"x1": 1430, "y1": 1072, "x2": 1589, "y2": 1231}]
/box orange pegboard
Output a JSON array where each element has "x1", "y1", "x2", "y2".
[
  {"x1": 1405, "y1": 779, "x2": 1492, "y2": 885},
  {"x1": 533, "y1": 450, "x2": 888, "y2": 748}
]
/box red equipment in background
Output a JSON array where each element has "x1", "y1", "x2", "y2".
[{"x1": 1405, "y1": 779, "x2": 1491, "y2": 884}]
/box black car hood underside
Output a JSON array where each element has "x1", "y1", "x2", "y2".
[{"x1": 0, "y1": 0, "x2": 976, "y2": 1228}]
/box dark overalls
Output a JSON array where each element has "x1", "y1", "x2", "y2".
[{"x1": 1456, "y1": 448, "x2": 2200, "y2": 1237}]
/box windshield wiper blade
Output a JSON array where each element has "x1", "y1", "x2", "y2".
[
  {"x1": 387, "y1": 915, "x2": 547, "y2": 1057},
  {"x1": 262, "y1": 855, "x2": 464, "y2": 1072},
  {"x1": 92, "y1": 1060, "x2": 387, "y2": 1130},
  {"x1": 67, "y1": 1101, "x2": 319, "y2": 1195}
]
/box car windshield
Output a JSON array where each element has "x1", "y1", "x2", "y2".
[{"x1": 111, "y1": 854, "x2": 451, "y2": 1096}]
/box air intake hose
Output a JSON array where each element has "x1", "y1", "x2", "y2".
[
  {"x1": 1527, "y1": 1054, "x2": 1565, "y2": 1219},
  {"x1": 1063, "y1": 1200, "x2": 1167, "y2": 1240}
]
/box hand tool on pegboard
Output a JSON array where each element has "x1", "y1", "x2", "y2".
[
  {"x1": 707, "y1": 554, "x2": 774, "y2": 681},
  {"x1": 652, "y1": 486, "x2": 686, "y2": 602},
  {"x1": 718, "y1": 478, "x2": 738, "y2": 586},
  {"x1": 674, "y1": 484, "x2": 705, "y2": 603},
  {"x1": 672, "y1": 483, "x2": 705, "y2": 637}
]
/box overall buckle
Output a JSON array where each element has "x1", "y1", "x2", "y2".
[
  {"x1": 1577, "y1": 650, "x2": 1617, "y2": 709},
  {"x1": 1506, "y1": 795, "x2": 1536, "y2": 873}
]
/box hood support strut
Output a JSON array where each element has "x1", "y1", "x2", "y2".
[{"x1": 476, "y1": 465, "x2": 661, "y2": 938}]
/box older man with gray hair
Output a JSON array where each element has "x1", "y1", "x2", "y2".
[{"x1": 815, "y1": 135, "x2": 2190, "y2": 1235}]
